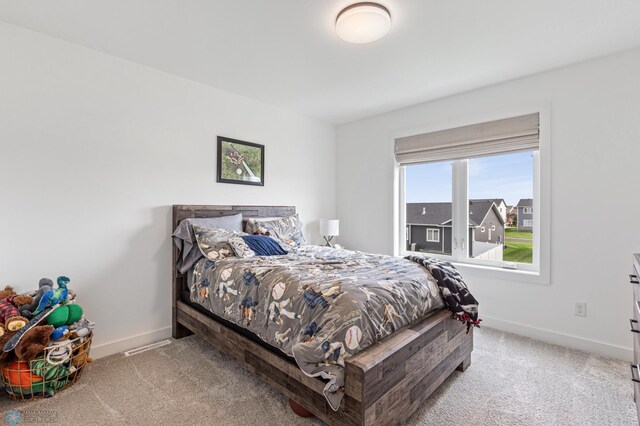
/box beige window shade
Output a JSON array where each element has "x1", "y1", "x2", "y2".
[{"x1": 395, "y1": 113, "x2": 539, "y2": 165}]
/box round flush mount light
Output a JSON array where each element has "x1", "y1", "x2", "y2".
[{"x1": 336, "y1": 2, "x2": 391, "y2": 44}]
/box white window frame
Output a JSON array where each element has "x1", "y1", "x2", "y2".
[
  {"x1": 491, "y1": 225, "x2": 496, "y2": 231},
  {"x1": 426, "y1": 228, "x2": 440, "y2": 242},
  {"x1": 523, "y1": 207, "x2": 533, "y2": 214},
  {"x1": 480, "y1": 226, "x2": 485, "y2": 233},
  {"x1": 523, "y1": 220, "x2": 533, "y2": 227},
  {"x1": 395, "y1": 105, "x2": 551, "y2": 286}
]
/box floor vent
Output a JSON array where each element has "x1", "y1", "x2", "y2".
[{"x1": 124, "y1": 339, "x2": 172, "y2": 357}]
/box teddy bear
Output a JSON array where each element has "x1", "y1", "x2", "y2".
[
  {"x1": 0, "y1": 286, "x2": 34, "y2": 332},
  {"x1": 14, "y1": 325, "x2": 53, "y2": 362},
  {"x1": 72, "y1": 344, "x2": 93, "y2": 368},
  {"x1": 0, "y1": 323, "x2": 53, "y2": 366}
]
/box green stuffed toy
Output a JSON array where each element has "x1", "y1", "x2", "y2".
[
  {"x1": 29, "y1": 358, "x2": 71, "y2": 396},
  {"x1": 46, "y1": 305, "x2": 83, "y2": 328}
]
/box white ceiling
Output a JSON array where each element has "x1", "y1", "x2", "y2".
[{"x1": 2, "y1": 0, "x2": 640, "y2": 124}]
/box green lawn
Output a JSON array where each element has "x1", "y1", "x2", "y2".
[
  {"x1": 503, "y1": 240, "x2": 533, "y2": 263},
  {"x1": 505, "y1": 228, "x2": 533, "y2": 239}
]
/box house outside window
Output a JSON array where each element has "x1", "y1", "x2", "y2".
[{"x1": 516, "y1": 199, "x2": 534, "y2": 232}]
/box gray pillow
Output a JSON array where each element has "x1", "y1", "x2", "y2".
[
  {"x1": 245, "y1": 214, "x2": 307, "y2": 248},
  {"x1": 193, "y1": 225, "x2": 239, "y2": 261},
  {"x1": 172, "y1": 213, "x2": 243, "y2": 273}
]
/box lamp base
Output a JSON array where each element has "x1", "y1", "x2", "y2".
[{"x1": 323, "y1": 236, "x2": 334, "y2": 247}]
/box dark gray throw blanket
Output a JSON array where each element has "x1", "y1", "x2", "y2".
[{"x1": 406, "y1": 255, "x2": 481, "y2": 331}]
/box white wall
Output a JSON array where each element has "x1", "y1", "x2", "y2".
[
  {"x1": 0, "y1": 23, "x2": 336, "y2": 358},
  {"x1": 337, "y1": 48, "x2": 640, "y2": 360}
]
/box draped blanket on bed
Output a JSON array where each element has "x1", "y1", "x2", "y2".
[
  {"x1": 189, "y1": 246, "x2": 476, "y2": 410},
  {"x1": 405, "y1": 255, "x2": 481, "y2": 331}
]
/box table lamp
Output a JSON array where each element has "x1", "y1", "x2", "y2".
[{"x1": 319, "y1": 219, "x2": 339, "y2": 247}]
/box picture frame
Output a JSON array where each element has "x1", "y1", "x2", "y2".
[{"x1": 216, "y1": 136, "x2": 265, "y2": 186}]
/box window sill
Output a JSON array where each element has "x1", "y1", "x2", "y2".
[
  {"x1": 401, "y1": 250, "x2": 549, "y2": 286},
  {"x1": 452, "y1": 262, "x2": 549, "y2": 286}
]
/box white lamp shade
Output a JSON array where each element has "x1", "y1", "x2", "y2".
[
  {"x1": 336, "y1": 3, "x2": 391, "y2": 44},
  {"x1": 319, "y1": 219, "x2": 340, "y2": 237}
]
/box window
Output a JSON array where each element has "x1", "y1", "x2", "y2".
[
  {"x1": 397, "y1": 113, "x2": 544, "y2": 275},
  {"x1": 426, "y1": 229, "x2": 440, "y2": 242}
]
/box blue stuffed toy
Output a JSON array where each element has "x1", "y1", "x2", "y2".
[
  {"x1": 31, "y1": 276, "x2": 70, "y2": 316},
  {"x1": 50, "y1": 326, "x2": 69, "y2": 341}
]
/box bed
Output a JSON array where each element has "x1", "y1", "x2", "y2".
[{"x1": 172, "y1": 205, "x2": 473, "y2": 425}]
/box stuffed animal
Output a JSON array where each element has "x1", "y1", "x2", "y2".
[
  {"x1": 0, "y1": 286, "x2": 19, "y2": 300},
  {"x1": 4, "y1": 304, "x2": 59, "y2": 353},
  {"x1": 45, "y1": 339, "x2": 72, "y2": 365},
  {"x1": 0, "y1": 286, "x2": 34, "y2": 332},
  {"x1": 32, "y1": 276, "x2": 71, "y2": 316},
  {"x1": 47, "y1": 304, "x2": 83, "y2": 328},
  {"x1": 29, "y1": 358, "x2": 71, "y2": 396},
  {"x1": 0, "y1": 325, "x2": 17, "y2": 366},
  {"x1": 72, "y1": 344, "x2": 93, "y2": 368},
  {"x1": 20, "y1": 279, "x2": 53, "y2": 319},
  {"x1": 50, "y1": 326, "x2": 69, "y2": 341},
  {"x1": 69, "y1": 318, "x2": 94, "y2": 340},
  {"x1": 14, "y1": 325, "x2": 54, "y2": 362},
  {"x1": 0, "y1": 324, "x2": 53, "y2": 366},
  {"x1": 1, "y1": 360, "x2": 45, "y2": 397}
]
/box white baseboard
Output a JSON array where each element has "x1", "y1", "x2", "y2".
[
  {"x1": 90, "y1": 326, "x2": 173, "y2": 359},
  {"x1": 89, "y1": 318, "x2": 632, "y2": 362},
  {"x1": 481, "y1": 315, "x2": 633, "y2": 361}
]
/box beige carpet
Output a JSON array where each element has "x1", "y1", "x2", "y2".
[{"x1": 0, "y1": 327, "x2": 635, "y2": 425}]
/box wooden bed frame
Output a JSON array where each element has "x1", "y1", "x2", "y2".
[{"x1": 172, "y1": 205, "x2": 473, "y2": 425}]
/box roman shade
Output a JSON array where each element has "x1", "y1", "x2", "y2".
[{"x1": 395, "y1": 113, "x2": 539, "y2": 165}]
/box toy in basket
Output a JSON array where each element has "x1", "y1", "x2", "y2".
[{"x1": 0, "y1": 276, "x2": 95, "y2": 400}]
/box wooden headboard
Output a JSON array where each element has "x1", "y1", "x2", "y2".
[
  {"x1": 172, "y1": 205, "x2": 296, "y2": 232},
  {"x1": 171, "y1": 205, "x2": 296, "y2": 338}
]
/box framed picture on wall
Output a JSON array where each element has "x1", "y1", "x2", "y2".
[{"x1": 216, "y1": 136, "x2": 265, "y2": 186}]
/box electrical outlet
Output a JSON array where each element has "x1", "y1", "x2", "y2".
[{"x1": 575, "y1": 302, "x2": 587, "y2": 317}]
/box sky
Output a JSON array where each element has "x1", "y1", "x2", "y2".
[{"x1": 405, "y1": 151, "x2": 533, "y2": 206}]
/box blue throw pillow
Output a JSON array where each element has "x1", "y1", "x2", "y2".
[{"x1": 240, "y1": 235, "x2": 288, "y2": 256}]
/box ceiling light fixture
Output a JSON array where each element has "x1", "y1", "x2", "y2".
[{"x1": 336, "y1": 2, "x2": 391, "y2": 44}]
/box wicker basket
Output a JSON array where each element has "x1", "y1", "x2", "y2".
[{"x1": 0, "y1": 331, "x2": 93, "y2": 401}]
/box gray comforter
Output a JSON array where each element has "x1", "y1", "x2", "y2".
[{"x1": 190, "y1": 245, "x2": 444, "y2": 410}]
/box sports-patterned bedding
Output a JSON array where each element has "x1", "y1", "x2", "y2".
[{"x1": 190, "y1": 246, "x2": 445, "y2": 410}]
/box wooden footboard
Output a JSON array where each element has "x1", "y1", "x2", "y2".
[
  {"x1": 345, "y1": 309, "x2": 473, "y2": 425},
  {"x1": 175, "y1": 301, "x2": 472, "y2": 426}
]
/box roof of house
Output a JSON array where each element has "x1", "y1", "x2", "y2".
[
  {"x1": 407, "y1": 201, "x2": 504, "y2": 227},
  {"x1": 406, "y1": 202, "x2": 453, "y2": 226},
  {"x1": 516, "y1": 198, "x2": 533, "y2": 207},
  {"x1": 471, "y1": 198, "x2": 505, "y2": 206}
]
